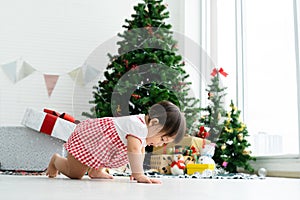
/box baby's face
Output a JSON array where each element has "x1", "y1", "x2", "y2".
[
  {"x1": 145, "y1": 131, "x2": 175, "y2": 147},
  {"x1": 145, "y1": 117, "x2": 175, "y2": 147}
]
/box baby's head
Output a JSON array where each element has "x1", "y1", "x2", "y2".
[{"x1": 147, "y1": 100, "x2": 186, "y2": 145}]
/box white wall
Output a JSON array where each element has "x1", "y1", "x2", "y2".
[
  {"x1": 183, "y1": 0, "x2": 201, "y2": 99},
  {"x1": 0, "y1": 0, "x2": 200, "y2": 125}
]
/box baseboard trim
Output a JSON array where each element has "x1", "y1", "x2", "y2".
[
  {"x1": 265, "y1": 171, "x2": 300, "y2": 178},
  {"x1": 249, "y1": 156, "x2": 300, "y2": 178}
]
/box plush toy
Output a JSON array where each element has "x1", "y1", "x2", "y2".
[
  {"x1": 170, "y1": 154, "x2": 186, "y2": 175},
  {"x1": 159, "y1": 155, "x2": 173, "y2": 174},
  {"x1": 197, "y1": 143, "x2": 216, "y2": 178},
  {"x1": 197, "y1": 143, "x2": 216, "y2": 165},
  {"x1": 198, "y1": 155, "x2": 215, "y2": 164},
  {"x1": 160, "y1": 165, "x2": 171, "y2": 175},
  {"x1": 183, "y1": 155, "x2": 196, "y2": 165}
]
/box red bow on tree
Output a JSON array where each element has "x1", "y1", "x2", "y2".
[
  {"x1": 198, "y1": 126, "x2": 209, "y2": 139},
  {"x1": 131, "y1": 94, "x2": 141, "y2": 99},
  {"x1": 198, "y1": 126, "x2": 210, "y2": 148},
  {"x1": 210, "y1": 67, "x2": 228, "y2": 77}
]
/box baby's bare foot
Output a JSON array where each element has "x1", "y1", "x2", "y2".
[
  {"x1": 46, "y1": 154, "x2": 59, "y2": 178},
  {"x1": 88, "y1": 168, "x2": 113, "y2": 179}
]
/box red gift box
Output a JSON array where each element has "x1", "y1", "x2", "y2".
[
  {"x1": 22, "y1": 108, "x2": 77, "y2": 141},
  {"x1": 41, "y1": 109, "x2": 75, "y2": 135}
]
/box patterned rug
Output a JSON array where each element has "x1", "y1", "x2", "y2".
[
  {"x1": 0, "y1": 170, "x2": 45, "y2": 176},
  {"x1": 120, "y1": 171, "x2": 262, "y2": 180},
  {"x1": 0, "y1": 170, "x2": 263, "y2": 180}
]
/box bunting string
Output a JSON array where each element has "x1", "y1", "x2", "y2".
[{"x1": 0, "y1": 58, "x2": 101, "y2": 97}]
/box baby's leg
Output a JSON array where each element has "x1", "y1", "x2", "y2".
[
  {"x1": 46, "y1": 154, "x2": 60, "y2": 178},
  {"x1": 88, "y1": 167, "x2": 113, "y2": 179},
  {"x1": 46, "y1": 153, "x2": 88, "y2": 179}
]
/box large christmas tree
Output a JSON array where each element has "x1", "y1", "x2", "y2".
[
  {"x1": 83, "y1": 0, "x2": 201, "y2": 135},
  {"x1": 213, "y1": 100, "x2": 256, "y2": 173}
]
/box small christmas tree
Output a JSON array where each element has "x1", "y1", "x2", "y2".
[
  {"x1": 83, "y1": 0, "x2": 201, "y2": 135},
  {"x1": 214, "y1": 100, "x2": 256, "y2": 173},
  {"x1": 199, "y1": 68, "x2": 228, "y2": 142}
]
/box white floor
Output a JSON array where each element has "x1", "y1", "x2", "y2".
[{"x1": 1, "y1": 174, "x2": 300, "y2": 200}]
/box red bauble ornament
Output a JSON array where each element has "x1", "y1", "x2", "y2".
[{"x1": 131, "y1": 94, "x2": 141, "y2": 99}]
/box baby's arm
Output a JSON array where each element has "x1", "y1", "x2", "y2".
[{"x1": 127, "y1": 136, "x2": 161, "y2": 184}]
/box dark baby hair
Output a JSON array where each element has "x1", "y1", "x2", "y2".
[{"x1": 148, "y1": 100, "x2": 186, "y2": 143}]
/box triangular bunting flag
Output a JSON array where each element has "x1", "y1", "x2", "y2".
[
  {"x1": 44, "y1": 74, "x2": 59, "y2": 97},
  {"x1": 18, "y1": 61, "x2": 36, "y2": 81},
  {"x1": 84, "y1": 65, "x2": 100, "y2": 84},
  {"x1": 68, "y1": 67, "x2": 84, "y2": 85},
  {"x1": 1, "y1": 61, "x2": 17, "y2": 83}
]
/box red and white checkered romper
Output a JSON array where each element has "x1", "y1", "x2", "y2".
[{"x1": 64, "y1": 114, "x2": 147, "y2": 169}]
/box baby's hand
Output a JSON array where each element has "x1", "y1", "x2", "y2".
[
  {"x1": 131, "y1": 174, "x2": 161, "y2": 184},
  {"x1": 148, "y1": 178, "x2": 161, "y2": 184}
]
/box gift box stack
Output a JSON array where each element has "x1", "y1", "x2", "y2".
[
  {"x1": 0, "y1": 126, "x2": 65, "y2": 171},
  {"x1": 0, "y1": 108, "x2": 78, "y2": 171},
  {"x1": 150, "y1": 135, "x2": 213, "y2": 175}
]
